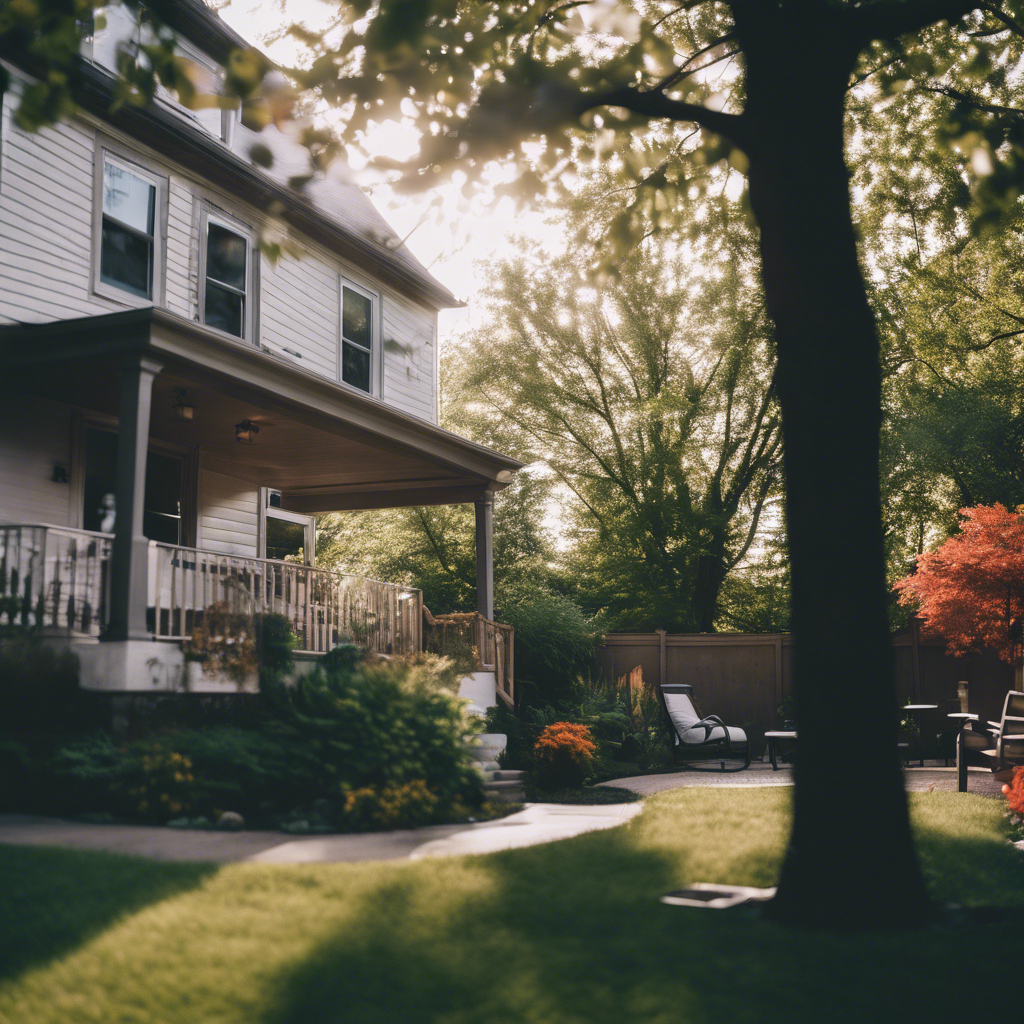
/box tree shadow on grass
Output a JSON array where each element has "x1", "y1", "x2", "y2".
[
  {"x1": 259, "y1": 822, "x2": 1024, "y2": 1024},
  {"x1": 0, "y1": 845, "x2": 216, "y2": 983}
]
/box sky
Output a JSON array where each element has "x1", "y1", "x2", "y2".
[{"x1": 217, "y1": 0, "x2": 564, "y2": 344}]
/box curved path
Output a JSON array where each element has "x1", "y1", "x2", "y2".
[{"x1": 0, "y1": 802, "x2": 641, "y2": 865}]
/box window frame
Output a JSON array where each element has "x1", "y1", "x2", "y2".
[
  {"x1": 259, "y1": 488, "x2": 315, "y2": 566},
  {"x1": 198, "y1": 204, "x2": 257, "y2": 343},
  {"x1": 91, "y1": 143, "x2": 168, "y2": 308},
  {"x1": 339, "y1": 275, "x2": 380, "y2": 396}
]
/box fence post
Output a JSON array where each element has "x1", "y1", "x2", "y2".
[{"x1": 657, "y1": 628, "x2": 667, "y2": 688}]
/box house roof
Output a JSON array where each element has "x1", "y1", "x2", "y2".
[{"x1": 1, "y1": 1, "x2": 462, "y2": 311}]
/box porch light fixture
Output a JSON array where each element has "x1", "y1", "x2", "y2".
[
  {"x1": 172, "y1": 388, "x2": 194, "y2": 421},
  {"x1": 235, "y1": 419, "x2": 259, "y2": 443}
]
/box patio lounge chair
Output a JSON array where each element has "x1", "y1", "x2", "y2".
[
  {"x1": 660, "y1": 683, "x2": 751, "y2": 772},
  {"x1": 979, "y1": 690, "x2": 1024, "y2": 781}
]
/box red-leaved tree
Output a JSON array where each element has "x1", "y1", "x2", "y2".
[{"x1": 895, "y1": 505, "x2": 1024, "y2": 670}]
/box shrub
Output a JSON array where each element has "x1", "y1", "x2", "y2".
[
  {"x1": 497, "y1": 588, "x2": 600, "y2": 702},
  {"x1": 0, "y1": 635, "x2": 80, "y2": 744},
  {"x1": 340, "y1": 779, "x2": 440, "y2": 830},
  {"x1": 1002, "y1": 767, "x2": 1024, "y2": 816},
  {"x1": 533, "y1": 721, "x2": 597, "y2": 791},
  {"x1": 278, "y1": 650, "x2": 480, "y2": 813}
]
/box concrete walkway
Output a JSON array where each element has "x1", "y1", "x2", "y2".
[{"x1": 0, "y1": 802, "x2": 642, "y2": 865}]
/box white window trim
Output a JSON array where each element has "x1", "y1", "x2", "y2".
[
  {"x1": 260, "y1": 488, "x2": 316, "y2": 566},
  {"x1": 339, "y1": 275, "x2": 381, "y2": 397},
  {"x1": 91, "y1": 143, "x2": 168, "y2": 308},
  {"x1": 198, "y1": 203, "x2": 258, "y2": 344}
]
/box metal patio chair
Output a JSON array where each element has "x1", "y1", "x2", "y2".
[{"x1": 660, "y1": 683, "x2": 751, "y2": 772}]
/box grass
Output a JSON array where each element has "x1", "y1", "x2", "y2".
[{"x1": 0, "y1": 789, "x2": 1021, "y2": 1024}]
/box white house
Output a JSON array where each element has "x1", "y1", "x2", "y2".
[{"x1": 0, "y1": 0, "x2": 518, "y2": 708}]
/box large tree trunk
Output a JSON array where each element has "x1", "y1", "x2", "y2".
[{"x1": 742, "y1": 40, "x2": 931, "y2": 928}]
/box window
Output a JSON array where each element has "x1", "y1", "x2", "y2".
[
  {"x1": 262, "y1": 491, "x2": 314, "y2": 565},
  {"x1": 203, "y1": 217, "x2": 250, "y2": 339},
  {"x1": 94, "y1": 148, "x2": 165, "y2": 305},
  {"x1": 100, "y1": 157, "x2": 156, "y2": 299},
  {"x1": 341, "y1": 279, "x2": 376, "y2": 393}
]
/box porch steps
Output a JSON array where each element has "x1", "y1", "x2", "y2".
[{"x1": 473, "y1": 762, "x2": 527, "y2": 804}]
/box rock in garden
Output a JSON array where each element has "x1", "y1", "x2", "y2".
[{"x1": 215, "y1": 811, "x2": 245, "y2": 831}]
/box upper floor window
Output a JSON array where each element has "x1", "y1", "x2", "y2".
[
  {"x1": 93, "y1": 146, "x2": 166, "y2": 305},
  {"x1": 100, "y1": 158, "x2": 155, "y2": 298},
  {"x1": 341, "y1": 279, "x2": 376, "y2": 393},
  {"x1": 201, "y1": 211, "x2": 253, "y2": 340}
]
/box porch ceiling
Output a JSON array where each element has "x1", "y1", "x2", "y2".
[{"x1": 0, "y1": 308, "x2": 521, "y2": 512}]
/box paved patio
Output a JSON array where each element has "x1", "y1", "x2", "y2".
[{"x1": 601, "y1": 760, "x2": 1007, "y2": 797}]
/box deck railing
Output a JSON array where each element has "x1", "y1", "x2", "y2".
[
  {"x1": 150, "y1": 543, "x2": 422, "y2": 655},
  {"x1": 0, "y1": 525, "x2": 421, "y2": 656},
  {"x1": 0, "y1": 524, "x2": 112, "y2": 636},
  {"x1": 424, "y1": 610, "x2": 514, "y2": 706}
]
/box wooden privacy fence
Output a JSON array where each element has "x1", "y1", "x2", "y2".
[{"x1": 599, "y1": 626, "x2": 1017, "y2": 750}]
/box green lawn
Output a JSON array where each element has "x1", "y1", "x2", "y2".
[{"x1": 0, "y1": 789, "x2": 1020, "y2": 1024}]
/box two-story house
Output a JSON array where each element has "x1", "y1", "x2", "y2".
[{"x1": 0, "y1": 0, "x2": 519, "y2": 708}]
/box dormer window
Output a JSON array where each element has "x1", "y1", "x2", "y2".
[
  {"x1": 341, "y1": 279, "x2": 376, "y2": 393},
  {"x1": 200, "y1": 211, "x2": 254, "y2": 340},
  {"x1": 100, "y1": 158, "x2": 156, "y2": 298}
]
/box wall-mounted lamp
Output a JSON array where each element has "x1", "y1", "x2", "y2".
[
  {"x1": 235, "y1": 419, "x2": 260, "y2": 443},
  {"x1": 172, "y1": 388, "x2": 194, "y2": 421}
]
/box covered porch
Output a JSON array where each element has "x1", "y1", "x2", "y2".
[{"x1": 0, "y1": 308, "x2": 520, "y2": 695}]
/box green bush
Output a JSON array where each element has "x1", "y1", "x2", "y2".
[
  {"x1": 0, "y1": 635, "x2": 80, "y2": 745},
  {"x1": 45, "y1": 650, "x2": 483, "y2": 828},
  {"x1": 497, "y1": 588, "x2": 600, "y2": 702},
  {"x1": 278, "y1": 651, "x2": 480, "y2": 813}
]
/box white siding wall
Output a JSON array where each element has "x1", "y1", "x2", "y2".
[
  {"x1": 0, "y1": 395, "x2": 74, "y2": 526},
  {"x1": 0, "y1": 73, "x2": 440, "y2": 423},
  {"x1": 382, "y1": 293, "x2": 436, "y2": 423},
  {"x1": 166, "y1": 178, "x2": 199, "y2": 318},
  {"x1": 196, "y1": 469, "x2": 259, "y2": 557},
  {"x1": 259, "y1": 248, "x2": 339, "y2": 379}
]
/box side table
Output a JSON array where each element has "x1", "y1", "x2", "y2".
[{"x1": 763, "y1": 730, "x2": 797, "y2": 771}]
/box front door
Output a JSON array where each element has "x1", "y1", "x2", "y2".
[{"x1": 82, "y1": 426, "x2": 183, "y2": 544}]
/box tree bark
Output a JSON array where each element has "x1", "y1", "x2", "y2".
[{"x1": 742, "y1": 36, "x2": 931, "y2": 927}]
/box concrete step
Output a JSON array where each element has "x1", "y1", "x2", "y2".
[{"x1": 482, "y1": 778, "x2": 526, "y2": 804}]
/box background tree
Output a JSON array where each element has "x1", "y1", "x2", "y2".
[
  {"x1": 450, "y1": 217, "x2": 780, "y2": 634},
  {"x1": 895, "y1": 504, "x2": 1024, "y2": 688}
]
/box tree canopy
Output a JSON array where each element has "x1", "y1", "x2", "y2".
[{"x1": 449, "y1": 200, "x2": 780, "y2": 632}]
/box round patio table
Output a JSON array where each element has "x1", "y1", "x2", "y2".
[{"x1": 903, "y1": 704, "x2": 938, "y2": 766}]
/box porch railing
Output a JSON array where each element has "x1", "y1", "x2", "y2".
[
  {"x1": 150, "y1": 543, "x2": 422, "y2": 655},
  {"x1": 0, "y1": 524, "x2": 112, "y2": 636},
  {"x1": 424, "y1": 610, "x2": 514, "y2": 706}
]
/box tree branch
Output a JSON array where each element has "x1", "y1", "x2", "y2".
[
  {"x1": 848, "y1": 0, "x2": 981, "y2": 46},
  {"x1": 582, "y1": 84, "x2": 748, "y2": 147}
]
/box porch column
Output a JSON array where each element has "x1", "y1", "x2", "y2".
[
  {"x1": 475, "y1": 491, "x2": 494, "y2": 621},
  {"x1": 106, "y1": 355, "x2": 163, "y2": 641}
]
